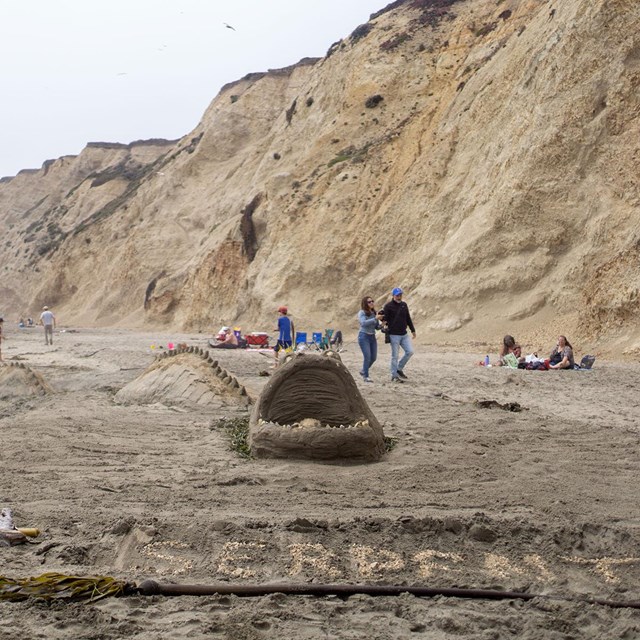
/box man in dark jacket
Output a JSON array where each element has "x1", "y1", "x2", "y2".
[{"x1": 382, "y1": 287, "x2": 416, "y2": 383}]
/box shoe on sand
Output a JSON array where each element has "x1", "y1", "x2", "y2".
[
  {"x1": 364, "y1": 377, "x2": 373, "y2": 382},
  {"x1": 397, "y1": 369, "x2": 408, "y2": 379},
  {"x1": 391, "y1": 376, "x2": 404, "y2": 383}
]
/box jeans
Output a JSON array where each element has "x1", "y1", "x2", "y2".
[
  {"x1": 389, "y1": 333, "x2": 414, "y2": 377},
  {"x1": 358, "y1": 332, "x2": 377, "y2": 377}
]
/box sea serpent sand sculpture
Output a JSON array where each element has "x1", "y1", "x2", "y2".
[
  {"x1": 0, "y1": 362, "x2": 52, "y2": 398},
  {"x1": 249, "y1": 351, "x2": 385, "y2": 462},
  {"x1": 114, "y1": 346, "x2": 251, "y2": 407}
]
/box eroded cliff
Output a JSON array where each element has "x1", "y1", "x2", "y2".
[{"x1": 1, "y1": 0, "x2": 638, "y2": 352}]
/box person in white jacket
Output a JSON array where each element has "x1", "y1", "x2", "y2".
[{"x1": 39, "y1": 306, "x2": 56, "y2": 345}]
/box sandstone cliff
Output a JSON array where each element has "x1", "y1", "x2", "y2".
[{"x1": 1, "y1": 0, "x2": 638, "y2": 353}]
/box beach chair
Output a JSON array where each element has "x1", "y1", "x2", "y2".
[
  {"x1": 294, "y1": 332, "x2": 308, "y2": 351},
  {"x1": 317, "y1": 329, "x2": 344, "y2": 352},
  {"x1": 317, "y1": 329, "x2": 333, "y2": 351},
  {"x1": 331, "y1": 330, "x2": 344, "y2": 351}
]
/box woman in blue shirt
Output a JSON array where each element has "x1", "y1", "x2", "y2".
[{"x1": 357, "y1": 296, "x2": 383, "y2": 382}]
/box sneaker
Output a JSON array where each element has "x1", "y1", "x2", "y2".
[
  {"x1": 363, "y1": 377, "x2": 373, "y2": 383},
  {"x1": 391, "y1": 376, "x2": 404, "y2": 383},
  {"x1": 359, "y1": 370, "x2": 365, "y2": 378},
  {"x1": 397, "y1": 369, "x2": 408, "y2": 379}
]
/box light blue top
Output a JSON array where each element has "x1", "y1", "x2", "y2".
[{"x1": 358, "y1": 310, "x2": 380, "y2": 335}]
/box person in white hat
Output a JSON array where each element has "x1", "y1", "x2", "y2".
[
  {"x1": 210, "y1": 326, "x2": 239, "y2": 349},
  {"x1": 39, "y1": 306, "x2": 56, "y2": 345}
]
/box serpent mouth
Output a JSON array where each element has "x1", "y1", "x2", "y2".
[{"x1": 249, "y1": 351, "x2": 386, "y2": 462}]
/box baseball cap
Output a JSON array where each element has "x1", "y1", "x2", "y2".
[
  {"x1": 392, "y1": 287, "x2": 403, "y2": 296},
  {"x1": 277, "y1": 306, "x2": 288, "y2": 314}
]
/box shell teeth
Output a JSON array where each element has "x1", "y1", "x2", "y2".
[{"x1": 256, "y1": 419, "x2": 370, "y2": 429}]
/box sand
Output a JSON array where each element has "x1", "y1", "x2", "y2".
[{"x1": 1, "y1": 325, "x2": 639, "y2": 639}]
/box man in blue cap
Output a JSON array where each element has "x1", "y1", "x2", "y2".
[{"x1": 382, "y1": 287, "x2": 416, "y2": 383}]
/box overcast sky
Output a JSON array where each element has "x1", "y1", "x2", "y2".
[{"x1": 0, "y1": 0, "x2": 386, "y2": 178}]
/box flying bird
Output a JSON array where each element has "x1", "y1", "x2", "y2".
[{"x1": 223, "y1": 22, "x2": 236, "y2": 31}]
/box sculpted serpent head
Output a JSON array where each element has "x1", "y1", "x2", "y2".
[{"x1": 249, "y1": 351, "x2": 386, "y2": 462}]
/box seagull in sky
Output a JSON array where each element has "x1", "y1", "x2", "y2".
[{"x1": 223, "y1": 22, "x2": 236, "y2": 31}]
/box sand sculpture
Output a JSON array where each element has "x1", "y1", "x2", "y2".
[
  {"x1": 249, "y1": 351, "x2": 385, "y2": 462},
  {"x1": 0, "y1": 362, "x2": 52, "y2": 399},
  {"x1": 114, "y1": 346, "x2": 251, "y2": 408}
]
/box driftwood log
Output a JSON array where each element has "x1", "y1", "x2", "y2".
[{"x1": 249, "y1": 351, "x2": 385, "y2": 462}]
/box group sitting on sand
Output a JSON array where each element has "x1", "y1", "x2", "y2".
[
  {"x1": 210, "y1": 327, "x2": 240, "y2": 349},
  {"x1": 488, "y1": 334, "x2": 578, "y2": 370}
]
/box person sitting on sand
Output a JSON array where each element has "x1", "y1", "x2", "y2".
[
  {"x1": 548, "y1": 335, "x2": 574, "y2": 369},
  {"x1": 210, "y1": 327, "x2": 239, "y2": 349},
  {"x1": 495, "y1": 335, "x2": 517, "y2": 367}
]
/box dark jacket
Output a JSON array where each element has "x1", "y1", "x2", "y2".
[{"x1": 382, "y1": 299, "x2": 415, "y2": 336}]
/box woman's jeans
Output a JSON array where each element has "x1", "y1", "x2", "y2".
[{"x1": 358, "y1": 332, "x2": 377, "y2": 377}]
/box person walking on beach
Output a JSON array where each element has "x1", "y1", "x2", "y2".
[
  {"x1": 382, "y1": 287, "x2": 416, "y2": 383},
  {"x1": 357, "y1": 296, "x2": 384, "y2": 382},
  {"x1": 274, "y1": 306, "x2": 294, "y2": 366},
  {"x1": 39, "y1": 306, "x2": 56, "y2": 345}
]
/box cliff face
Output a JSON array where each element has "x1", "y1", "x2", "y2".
[{"x1": 1, "y1": 0, "x2": 638, "y2": 352}]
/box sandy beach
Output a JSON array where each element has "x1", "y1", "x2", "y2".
[{"x1": 1, "y1": 325, "x2": 639, "y2": 638}]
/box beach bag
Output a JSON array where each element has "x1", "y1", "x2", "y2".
[{"x1": 574, "y1": 355, "x2": 596, "y2": 370}]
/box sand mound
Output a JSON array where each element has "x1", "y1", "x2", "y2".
[
  {"x1": 0, "y1": 363, "x2": 52, "y2": 399},
  {"x1": 114, "y1": 349, "x2": 250, "y2": 408}
]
